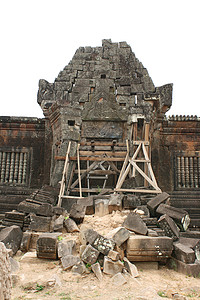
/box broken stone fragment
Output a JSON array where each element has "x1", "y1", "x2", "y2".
[
  {"x1": 107, "y1": 250, "x2": 120, "y2": 261},
  {"x1": 61, "y1": 255, "x2": 80, "y2": 270},
  {"x1": 77, "y1": 196, "x2": 94, "y2": 215},
  {"x1": 91, "y1": 262, "x2": 103, "y2": 281},
  {"x1": 58, "y1": 240, "x2": 76, "y2": 258},
  {"x1": 123, "y1": 194, "x2": 141, "y2": 210},
  {"x1": 29, "y1": 214, "x2": 52, "y2": 232},
  {"x1": 0, "y1": 225, "x2": 23, "y2": 255},
  {"x1": 158, "y1": 214, "x2": 180, "y2": 240},
  {"x1": 108, "y1": 193, "x2": 123, "y2": 213},
  {"x1": 106, "y1": 226, "x2": 130, "y2": 247},
  {"x1": 81, "y1": 228, "x2": 99, "y2": 245},
  {"x1": 92, "y1": 235, "x2": 115, "y2": 255},
  {"x1": 123, "y1": 257, "x2": 139, "y2": 278},
  {"x1": 147, "y1": 192, "x2": 170, "y2": 216},
  {"x1": 123, "y1": 212, "x2": 148, "y2": 235},
  {"x1": 111, "y1": 272, "x2": 127, "y2": 286},
  {"x1": 156, "y1": 204, "x2": 190, "y2": 231},
  {"x1": 81, "y1": 244, "x2": 100, "y2": 265},
  {"x1": 95, "y1": 199, "x2": 109, "y2": 217},
  {"x1": 18, "y1": 200, "x2": 53, "y2": 217},
  {"x1": 103, "y1": 256, "x2": 124, "y2": 275},
  {"x1": 64, "y1": 217, "x2": 79, "y2": 233},
  {"x1": 52, "y1": 206, "x2": 65, "y2": 216},
  {"x1": 69, "y1": 203, "x2": 86, "y2": 224},
  {"x1": 72, "y1": 261, "x2": 88, "y2": 274},
  {"x1": 53, "y1": 215, "x2": 65, "y2": 232},
  {"x1": 20, "y1": 232, "x2": 32, "y2": 252}
]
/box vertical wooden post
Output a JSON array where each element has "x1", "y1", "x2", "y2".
[
  {"x1": 77, "y1": 144, "x2": 82, "y2": 198},
  {"x1": 57, "y1": 141, "x2": 71, "y2": 207},
  {"x1": 144, "y1": 123, "x2": 149, "y2": 187}
]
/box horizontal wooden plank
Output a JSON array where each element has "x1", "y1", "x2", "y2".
[
  {"x1": 79, "y1": 151, "x2": 127, "y2": 157},
  {"x1": 115, "y1": 188, "x2": 162, "y2": 194},
  {"x1": 69, "y1": 156, "x2": 125, "y2": 162},
  {"x1": 133, "y1": 141, "x2": 149, "y2": 146},
  {"x1": 80, "y1": 141, "x2": 126, "y2": 146},
  {"x1": 70, "y1": 188, "x2": 113, "y2": 193},
  {"x1": 74, "y1": 170, "x2": 117, "y2": 175}
]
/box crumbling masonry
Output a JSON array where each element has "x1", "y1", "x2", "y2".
[{"x1": 0, "y1": 39, "x2": 200, "y2": 227}]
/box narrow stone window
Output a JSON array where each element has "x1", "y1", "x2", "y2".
[{"x1": 101, "y1": 74, "x2": 106, "y2": 79}]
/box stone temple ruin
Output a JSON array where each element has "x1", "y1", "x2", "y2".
[{"x1": 0, "y1": 39, "x2": 200, "y2": 284}]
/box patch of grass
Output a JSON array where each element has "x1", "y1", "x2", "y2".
[
  {"x1": 57, "y1": 235, "x2": 63, "y2": 241},
  {"x1": 157, "y1": 291, "x2": 168, "y2": 298},
  {"x1": 35, "y1": 283, "x2": 44, "y2": 292}
]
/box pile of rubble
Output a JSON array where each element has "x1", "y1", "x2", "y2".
[{"x1": 0, "y1": 191, "x2": 200, "y2": 280}]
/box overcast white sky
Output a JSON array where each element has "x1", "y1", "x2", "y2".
[{"x1": 0, "y1": 0, "x2": 199, "y2": 118}]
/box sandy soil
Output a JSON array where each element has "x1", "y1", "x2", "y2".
[{"x1": 11, "y1": 212, "x2": 200, "y2": 300}]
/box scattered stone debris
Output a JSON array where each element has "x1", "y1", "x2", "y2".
[{"x1": 0, "y1": 190, "x2": 200, "y2": 283}]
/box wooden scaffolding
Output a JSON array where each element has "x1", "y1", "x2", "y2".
[{"x1": 57, "y1": 122, "x2": 162, "y2": 207}]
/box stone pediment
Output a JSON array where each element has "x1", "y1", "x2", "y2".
[{"x1": 82, "y1": 91, "x2": 127, "y2": 121}]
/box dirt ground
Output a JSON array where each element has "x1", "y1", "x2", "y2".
[{"x1": 11, "y1": 212, "x2": 200, "y2": 300}]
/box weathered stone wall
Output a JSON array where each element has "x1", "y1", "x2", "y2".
[
  {"x1": 0, "y1": 117, "x2": 50, "y2": 214},
  {"x1": 152, "y1": 115, "x2": 200, "y2": 192},
  {"x1": 0, "y1": 242, "x2": 11, "y2": 300},
  {"x1": 0, "y1": 116, "x2": 47, "y2": 188}
]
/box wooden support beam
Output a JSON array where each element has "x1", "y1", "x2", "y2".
[
  {"x1": 77, "y1": 144, "x2": 82, "y2": 197},
  {"x1": 69, "y1": 156, "x2": 125, "y2": 161},
  {"x1": 80, "y1": 141, "x2": 126, "y2": 147},
  {"x1": 79, "y1": 151, "x2": 127, "y2": 157},
  {"x1": 70, "y1": 188, "x2": 113, "y2": 193},
  {"x1": 70, "y1": 161, "x2": 98, "y2": 189},
  {"x1": 57, "y1": 141, "x2": 71, "y2": 207},
  {"x1": 115, "y1": 188, "x2": 162, "y2": 194}
]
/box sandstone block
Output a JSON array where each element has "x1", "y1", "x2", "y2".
[
  {"x1": 156, "y1": 204, "x2": 190, "y2": 231},
  {"x1": 123, "y1": 194, "x2": 141, "y2": 210},
  {"x1": 72, "y1": 261, "x2": 88, "y2": 274},
  {"x1": 123, "y1": 257, "x2": 139, "y2": 277},
  {"x1": 0, "y1": 242, "x2": 12, "y2": 300},
  {"x1": 0, "y1": 225, "x2": 23, "y2": 255},
  {"x1": 58, "y1": 240, "x2": 76, "y2": 258},
  {"x1": 53, "y1": 215, "x2": 64, "y2": 232},
  {"x1": 108, "y1": 193, "x2": 123, "y2": 213},
  {"x1": 64, "y1": 217, "x2": 79, "y2": 233},
  {"x1": 95, "y1": 199, "x2": 109, "y2": 217},
  {"x1": 29, "y1": 214, "x2": 52, "y2": 232},
  {"x1": 173, "y1": 242, "x2": 196, "y2": 264},
  {"x1": 107, "y1": 250, "x2": 120, "y2": 261},
  {"x1": 103, "y1": 256, "x2": 124, "y2": 275},
  {"x1": 123, "y1": 213, "x2": 148, "y2": 235},
  {"x1": 111, "y1": 272, "x2": 127, "y2": 286},
  {"x1": 36, "y1": 233, "x2": 60, "y2": 259},
  {"x1": 61, "y1": 255, "x2": 80, "y2": 270},
  {"x1": 91, "y1": 262, "x2": 103, "y2": 281},
  {"x1": 81, "y1": 244, "x2": 99, "y2": 265},
  {"x1": 106, "y1": 227, "x2": 130, "y2": 247},
  {"x1": 168, "y1": 257, "x2": 200, "y2": 277},
  {"x1": 147, "y1": 192, "x2": 170, "y2": 216},
  {"x1": 158, "y1": 214, "x2": 180, "y2": 240},
  {"x1": 69, "y1": 203, "x2": 86, "y2": 224},
  {"x1": 126, "y1": 235, "x2": 173, "y2": 262},
  {"x1": 20, "y1": 232, "x2": 32, "y2": 252},
  {"x1": 92, "y1": 235, "x2": 115, "y2": 255}
]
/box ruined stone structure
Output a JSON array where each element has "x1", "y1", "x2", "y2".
[{"x1": 0, "y1": 39, "x2": 199, "y2": 226}]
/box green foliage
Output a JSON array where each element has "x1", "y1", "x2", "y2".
[
  {"x1": 157, "y1": 291, "x2": 167, "y2": 297},
  {"x1": 64, "y1": 216, "x2": 69, "y2": 220},
  {"x1": 57, "y1": 235, "x2": 63, "y2": 241},
  {"x1": 36, "y1": 283, "x2": 44, "y2": 292}
]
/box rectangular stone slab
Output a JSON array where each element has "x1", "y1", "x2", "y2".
[
  {"x1": 167, "y1": 257, "x2": 200, "y2": 278},
  {"x1": 173, "y1": 242, "x2": 196, "y2": 264},
  {"x1": 126, "y1": 235, "x2": 173, "y2": 262},
  {"x1": 147, "y1": 192, "x2": 170, "y2": 216},
  {"x1": 156, "y1": 204, "x2": 190, "y2": 231},
  {"x1": 158, "y1": 214, "x2": 180, "y2": 240}
]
